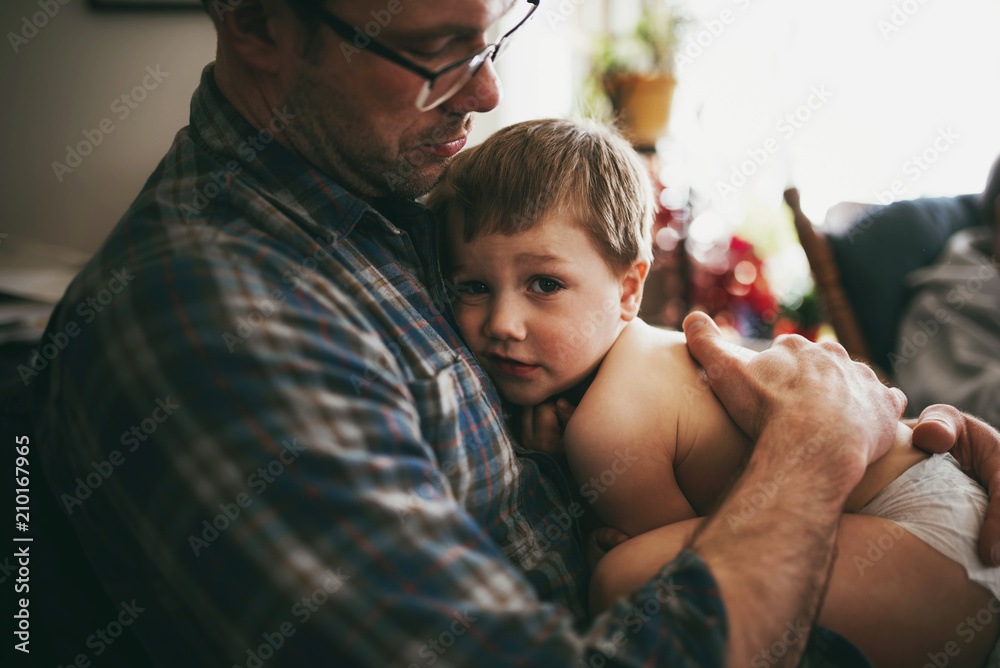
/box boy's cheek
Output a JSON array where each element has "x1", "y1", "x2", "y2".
[{"x1": 453, "y1": 306, "x2": 478, "y2": 340}]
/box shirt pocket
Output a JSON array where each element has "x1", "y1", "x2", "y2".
[{"x1": 405, "y1": 358, "x2": 489, "y2": 506}]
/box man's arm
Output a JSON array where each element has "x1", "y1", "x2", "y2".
[
  {"x1": 683, "y1": 312, "x2": 906, "y2": 667},
  {"x1": 35, "y1": 242, "x2": 740, "y2": 667}
]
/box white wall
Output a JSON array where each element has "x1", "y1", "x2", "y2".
[
  {"x1": 8, "y1": 0, "x2": 996, "y2": 259},
  {"x1": 0, "y1": 0, "x2": 217, "y2": 255},
  {"x1": 0, "y1": 0, "x2": 585, "y2": 258},
  {"x1": 665, "y1": 0, "x2": 1000, "y2": 223}
]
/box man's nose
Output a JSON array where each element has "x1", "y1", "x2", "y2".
[
  {"x1": 441, "y1": 58, "x2": 502, "y2": 115},
  {"x1": 483, "y1": 294, "x2": 526, "y2": 341}
]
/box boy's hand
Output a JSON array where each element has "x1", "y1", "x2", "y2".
[
  {"x1": 586, "y1": 527, "x2": 630, "y2": 572},
  {"x1": 516, "y1": 399, "x2": 576, "y2": 455},
  {"x1": 909, "y1": 404, "x2": 1000, "y2": 565}
]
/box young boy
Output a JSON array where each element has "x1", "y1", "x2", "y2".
[{"x1": 427, "y1": 119, "x2": 1000, "y2": 667}]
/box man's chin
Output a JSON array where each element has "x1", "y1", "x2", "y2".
[
  {"x1": 382, "y1": 159, "x2": 450, "y2": 201},
  {"x1": 384, "y1": 122, "x2": 471, "y2": 199}
]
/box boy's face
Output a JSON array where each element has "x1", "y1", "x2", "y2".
[{"x1": 447, "y1": 213, "x2": 643, "y2": 406}]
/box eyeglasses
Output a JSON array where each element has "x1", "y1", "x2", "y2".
[{"x1": 315, "y1": 0, "x2": 540, "y2": 111}]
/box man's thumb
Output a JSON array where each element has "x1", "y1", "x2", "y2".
[
  {"x1": 682, "y1": 311, "x2": 723, "y2": 352},
  {"x1": 911, "y1": 405, "x2": 962, "y2": 454},
  {"x1": 683, "y1": 311, "x2": 742, "y2": 384}
]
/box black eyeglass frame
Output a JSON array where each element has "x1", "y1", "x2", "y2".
[{"x1": 314, "y1": 0, "x2": 540, "y2": 109}]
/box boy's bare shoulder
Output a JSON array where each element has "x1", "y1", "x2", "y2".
[
  {"x1": 568, "y1": 319, "x2": 752, "y2": 518},
  {"x1": 567, "y1": 319, "x2": 702, "y2": 444},
  {"x1": 602, "y1": 318, "x2": 704, "y2": 388}
]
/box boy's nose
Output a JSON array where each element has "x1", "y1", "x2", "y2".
[{"x1": 483, "y1": 296, "x2": 526, "y2": 341}]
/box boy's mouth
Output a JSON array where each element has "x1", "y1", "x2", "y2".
[{"x1": 487, "y1": 353, "x2": 540, "y2": 378}]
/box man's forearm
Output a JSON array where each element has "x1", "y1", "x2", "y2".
[{"x1": 689, "y1": 417, "x2": 866, "y2": 667}]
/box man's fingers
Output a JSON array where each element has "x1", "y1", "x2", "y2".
[
  {"x1": 520, "y1": 405, "x2": 534, "y2": 442},
  {"x1": 519, "y1": 402, "x2": 568, "y2": 456},
  {"x1": 966, "y1": 416, "x2": 1000, "y2": 564},
  {"x1": 911, "y1": 404, "x2": 962, "y2": 454},
  {"x1": 913, "y1": 404, "x2": 1000, "y2": 565},
  {"x1": 980, "y1": 486, "x2": 1000, "y2": 566},
  {"x1": 591, "y1": 527, "x2": 630, "y2": 552},
  {"x1": 682, "y1": 311, "x2": 738, "y2": 382},
  {"x1": 555, "y1": 398, "x2": 575, "y2": 424},
  {"x1": 683, "y1": 311, "x2": 767, "y2": 437},
  {"x1": 534, "y1": 402, "x2": 560, "y2": 437},
  {"x1": 586, "y1": 528, "x2": 628, "y2": 571}
]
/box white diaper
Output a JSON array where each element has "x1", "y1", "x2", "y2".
[{"x1": 858, "y1": 452, "x2": 1000, "y2": 665}]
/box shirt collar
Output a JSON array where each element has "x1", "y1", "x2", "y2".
[{"x1": 189, "y1": 62, "x2": 405, "y2": 244}]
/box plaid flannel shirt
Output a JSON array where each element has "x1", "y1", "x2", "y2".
[{"x1": 30, "y1": 63, "x2": 869, "y2": 667}]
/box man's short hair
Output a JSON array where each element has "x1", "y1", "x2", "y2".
[
  {"x1": 200, "y1": 0, "x2": 322, "y2": 28},
  {"x1": 200, "y1": 0, "x2": 322, "y2": 12},
  {"x1": 427, "y1": 118, "x2": 655, "y2": 273}
]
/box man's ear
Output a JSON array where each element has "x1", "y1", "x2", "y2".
[
  {"x1": 619, "y1": 259, "x2": 650, "y2": 321},
  {"x1": 214, "y1": 0, "x2": 290, "y2": 75}
]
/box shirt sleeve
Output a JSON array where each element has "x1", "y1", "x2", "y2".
[{"x1": 33, "y1": 230, "x2": 860, "y2": 667}]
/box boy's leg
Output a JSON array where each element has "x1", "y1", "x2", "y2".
[
  {"x1": 589, "y1": 515, "x2": 999, "y2": 668},
  {"x1": 822, "y1": 514, "x2": 997, "y2": 668}
]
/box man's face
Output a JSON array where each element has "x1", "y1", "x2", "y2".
[
  {"x1": 447, "y1": 213, "x2": 632, "y2": 406},
  {"x1": 277, "y1": 0, "x2": 511, "y2": 201}
]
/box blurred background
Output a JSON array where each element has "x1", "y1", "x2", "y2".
[{"x1": 1, "y1": 0, "x2": 999, "y2": 348}]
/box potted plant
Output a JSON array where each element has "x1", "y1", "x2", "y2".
[{"x1": 593, "y1": 0, "x2": 686, "y2": 150}]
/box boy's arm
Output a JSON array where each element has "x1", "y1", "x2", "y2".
[
  {"x1": 563, "y1": 321, "x2": 750, "y2": 532},
  {"x1": 683, "y1": 312, "x2": 905, "y2": 667},
  {"x1": 563, "y1": 323, "x2": 700, "y2": 537}
]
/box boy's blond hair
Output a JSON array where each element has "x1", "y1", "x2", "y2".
[{"x1": 427, "y1": 118, "x2": 655, "y2": 273}]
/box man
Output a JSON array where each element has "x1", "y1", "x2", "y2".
[{"x1": 28, "y1": 1, "x2": 1000, "y2": 666}]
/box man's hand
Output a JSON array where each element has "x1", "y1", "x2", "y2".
[
  {"x1": 514, "y1": 398, "x2": 576, "y2": 455},
  {"x1": 682, "y1": 311, "x2": 906, "y2": 474},
  {"x1": 682, "y1": 311, "x2": 906, "y2": 666},
  {"x1": 910, "y1": 404, "x2": 1000, "y2": 565}
]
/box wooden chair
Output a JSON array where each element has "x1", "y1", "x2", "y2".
[{"x1": 783, "y1": 187, "x2": 889, "y2": 381}]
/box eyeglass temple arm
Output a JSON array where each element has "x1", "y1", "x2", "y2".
[{"x1": 321, "y1": 12, "x2": 438, "y2": 80}]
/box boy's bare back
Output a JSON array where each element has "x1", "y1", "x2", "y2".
[
  {"x1": 565, "y1": 318, "x2": 928, "y2": 538},
  {"x1": 564, "y1": 318, "x2": 751, "y2": 537}
]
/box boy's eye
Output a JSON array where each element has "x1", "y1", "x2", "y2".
[
  {"x1": 529, "y1": 277, "x2": 563, "y2": 294},
  {"x1": 457, "y1": 281, "x2": 489, "y2": 295}
]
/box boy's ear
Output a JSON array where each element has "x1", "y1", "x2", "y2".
[{"x1": 619, "y1": 260, "x2": 650, "y2": 321}]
